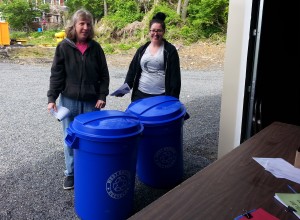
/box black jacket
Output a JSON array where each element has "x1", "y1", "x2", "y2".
[
  {"x1": 124, "y1": 39, "x2": 181, "y2": 100},
  {"x1": 47, "y1": 38, "x2": 109, "y2": 103}
]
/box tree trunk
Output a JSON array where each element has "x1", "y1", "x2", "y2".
[
  {"x1": 103, "y1": 0, "x2": 107, "y2": 16},
  {"x1": 177, "y1": 0, "x2": 182, "y2": 15},
  {"x1": 181, "y1": 0, "x2": 189, "y2": 21}
]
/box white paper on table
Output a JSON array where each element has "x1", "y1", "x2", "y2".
[
  {"x1": 110, "y1": 83, "x2": 130, "y2": 96},
  {"x1": 253, "y1": 157, "x2": 300, "y2": 184},
  {"x1": 50, "y1": 106, "x2": 70, "y2": 121}
]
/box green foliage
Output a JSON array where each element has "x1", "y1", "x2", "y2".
[
  {"x1": 117, "y1": 43, "x2": 133, "y2": 51},
  {"x1": 0, "y1": 0, "x2": 34, "y2": 30},
  {"x1": 178, "y1": 26, "x2": 201, "y2": 43},
  {"x1": 101, "y1": 43, "x2": 115, "y2": 54},
  {"x1": 27, "y1": 36, "x2": 57, "y2": 46},
  {"x1": 209, "y1": 32, "x2": 227, "y2": 43},
  {"x1": 65, "y1": 0, "x2": 104, "y2": 22},
  {"x1": 152, "y1": 3, "x2": 181, "y2": 28},
  {"x1": 29, "y1": 29, "x2": 57, "y2": 38},
  {"x1": 145, "y1": 4, "x2": 183, "y2": 42},
  {"x1": 100, "y1": 41, "x2": 141, "y2": 54},
  {"x1": 0, "y1": 0, "x2": 49, "y2": 31},
  {"x1": 104, "y1": 0, "x2": 143, "y2": 29},
  {"x1": 9, "y1": 31, "x2": 28, "y2": 39},
  {"x1": 10, "y1": 30, "x2": 57, "y2": 45},
  {"x1": 4, "y1": 0, "x2": 229, "y2": 49},
  {"x1": 187, "y1": 0, "x2": 229, "y2": 38},
  {"x1": 38, "y1": 3, "x2": 50, "y2": 14}
]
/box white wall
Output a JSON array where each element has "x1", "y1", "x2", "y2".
[{"x1": 217, "y1": 0, "x2": 253, "y2": 158}]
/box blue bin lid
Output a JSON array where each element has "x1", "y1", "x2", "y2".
[
  {"x1": 125, "y1": 96, "x2": 186, "y2": 125},
  {"x1": 68, "y1": 110, "x2": 143, "y2": 141}
]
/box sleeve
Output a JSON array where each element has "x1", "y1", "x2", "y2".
[
  {"x1": 47, "y1": 45, "x2": 66, "y2": 103},
  {"x1": 97, "y1": 45, "x2": 110, "y2": 102},
  {"x1": 124, "y1": 48, "x2": 140, "y2": 89},
  {"x1": 167, "y1": 46, "x2": 181, "y2": 99}
]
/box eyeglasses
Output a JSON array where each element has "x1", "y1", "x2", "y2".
[{"x1": 150, "y1": 29, "x2": 164, "y2": 34}]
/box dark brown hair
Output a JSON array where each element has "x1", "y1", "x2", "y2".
[
  {"x1": 149, "y1": 12, "x2": 166, "y2": 30},
  {"x1": 65, "y1": 9, "x2": 95, "y2": 42}
]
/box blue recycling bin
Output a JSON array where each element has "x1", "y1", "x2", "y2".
[
  {"x1": 65, "y1": 110, "x2": 143, "y2": 220},
  {"x1": 126, "y1": 96, "x2": 187, "y2": 188}
]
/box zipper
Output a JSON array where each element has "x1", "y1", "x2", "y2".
[
  {"x1": 77, "y1": 50, "x2": 85, "y2": 100},
  {"x1": 164, "y1": 48, "x2": 169, "y2": 72}
]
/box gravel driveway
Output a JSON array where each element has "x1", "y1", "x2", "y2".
[{"x1": 0, "y1": 62, "x2": 223, "y2": 219}]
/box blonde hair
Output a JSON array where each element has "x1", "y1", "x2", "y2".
[{"x1": 65, "y1": 9, "x2": 95, "y2": 41}]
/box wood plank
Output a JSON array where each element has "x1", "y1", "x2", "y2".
[{"x1": 129, "y1": 122, "x2": 300, "y2": 220}]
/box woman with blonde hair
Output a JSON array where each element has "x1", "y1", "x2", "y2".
[{"x1": 47, "y1": 9, "x2": 110, "y2": 190}]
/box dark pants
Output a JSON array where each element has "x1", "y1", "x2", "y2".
[{"x1": 132, "y1": 89, "x2": 165, "y2": 102}]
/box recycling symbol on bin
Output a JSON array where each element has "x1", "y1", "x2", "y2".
[
  {"x1": 154, "y1": 147, "x2": 177, "y2": 168},
  {"x1": 106, "y1": 170, "x2": 131, "y2": 199}
]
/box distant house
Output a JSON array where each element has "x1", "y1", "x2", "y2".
[
  {"x1": 41, "y1": 0, "x2": 68, "y2": 30},
  {"x1": 0, "y1": 0, "x2": 68, "y2": 31}
]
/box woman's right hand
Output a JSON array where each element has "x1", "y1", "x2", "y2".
[{"x1": 47, "y1": 102, "x2": 57, "y2": 113}]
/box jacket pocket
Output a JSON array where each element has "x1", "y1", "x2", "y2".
[
  {"x1": 62, "y1": 83, "x2": 80, "y2": 99},
  {"x1": 81, "y1": 82, "x2": 99, "y2": 100}
]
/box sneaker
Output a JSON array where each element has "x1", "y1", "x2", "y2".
[{"x1": 63, "y1": 176, "x2": 74, "y2": 190}]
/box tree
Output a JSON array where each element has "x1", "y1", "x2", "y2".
[
  {"x1": 137, "y1": 0, "x2": 150, "y2": 13},
  {"x1": 104, "y1": 0, "x2": 143, "y2": 29},
  {"x1": 181, "y1": 0, "x2": 189, "y2": 20},
  {"x1": 65, "y1": 0, "x2": 104, "y2": 23},
  {"x1": 176, "y1": 0, "x2": 182, "y2": 15},
  {"x1": 103, "y1": 0, "x2": 107, "y2": 16},
  {"x1": 0, "y1": 0, "x2": 44, "y2": 31},
  {"x1": 188, "y1": 0, "x2": 229, "y2": 37}
]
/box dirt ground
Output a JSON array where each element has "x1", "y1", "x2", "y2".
[
  {"x1": 105, "y1": 41, "x2": 225, "y2": 70},
  {"x1": 2, "y1": 41, "x2": 225, "y2": 70}
]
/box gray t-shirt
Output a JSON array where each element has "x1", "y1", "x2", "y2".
[{"x1": 138, "y1": 44, "x2": 165, "y2": 94}]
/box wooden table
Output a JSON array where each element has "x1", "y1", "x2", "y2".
[{"x1": 129, "y1": 122, "x2": 300, "y2": 220}]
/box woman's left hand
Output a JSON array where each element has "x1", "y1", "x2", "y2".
[{"x1": 95, "y1": 100, "x2": 106, "y2": 109}]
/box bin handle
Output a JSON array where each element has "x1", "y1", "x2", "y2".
[
  {"x1": 65, "y1": 128, "x2": 79, "y2": 149},
  {"x1": 184, "y1": 112, "x2": 190, "y2": 120}
]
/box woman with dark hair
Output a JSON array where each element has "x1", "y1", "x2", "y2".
[
  {"x1": 121, "y1": 12, "x2": 181, "y2": 102},
  {"x1": 47, "y1": 9, "x2": 110, "y2": 190}
]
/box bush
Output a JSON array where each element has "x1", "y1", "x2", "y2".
[
  {"x1": 188, "y1": 0, "x2": 229, "y2": 38},
  {"x1": 102, "y1": 44, "x2": 115, "y2": 54},
  {"x1": 117, "y1": 43, "x2": 133, "y2": 51},
  {"x1": 10, "y1": 30, "x2": 58, "y2": 45},
  {"x1": 151, "y1": 3, "x2": 182, "y2": 40},
  {"x1": 179, "y1": 26, "x2": 202, "y2": 43},
  {"x1": 0, "y1": 0, "x2": 50, "y2": 32},
  {"x1": 104, "y1": 0, "x2": 143, "y2": 29},
  {"x1": 9, "y1": 31, "x2": 28, "y2": 39},
  {"x1": 6, "y1": 1, "x2": 228, "y2": 50}
]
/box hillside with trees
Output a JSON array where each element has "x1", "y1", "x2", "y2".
[{"x1": 1, "y1": 0, "x2": 229, "y2": 47}]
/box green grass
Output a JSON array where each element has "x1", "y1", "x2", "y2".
[{"x1": 10, "y1": 30, "x2": 61, "y2": 46}]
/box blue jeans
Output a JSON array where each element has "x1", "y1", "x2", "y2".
[{"x1": 59, "y1": 95, "x2": 98, "y2": 176}]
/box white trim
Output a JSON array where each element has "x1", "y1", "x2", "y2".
[{"x1": 218, "y1": 0, "x2": 253, "y2": 158}]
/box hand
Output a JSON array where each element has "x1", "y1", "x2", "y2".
[
  {"x1": 95, "y1": 100, "x2": 106, "y2": 109},
  {"x1": 47, "y1": 102, "x2": 57, "y2": 113}
]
